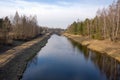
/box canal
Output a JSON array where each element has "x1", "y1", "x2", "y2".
[{"x1": 22, "y1": 34, "x2": 120, "y2": 80}]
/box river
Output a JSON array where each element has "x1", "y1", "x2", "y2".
[{"x1": 22, "y1": 34, "x2": 120, "y2": 80}]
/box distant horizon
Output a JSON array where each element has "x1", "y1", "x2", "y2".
[{"x1": 0, "y1": 0, "x2": 115, "y2": 29}]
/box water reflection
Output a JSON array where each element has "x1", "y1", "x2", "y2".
[
  {"x1": 90, "y1": 52, "x2": 120, "y2": 80},
  {"x1": 68, "y1": 38, "x2": 120, "y2": 80},
  {"x1": 68, "y1": 39, "x2": 89, "y2": 60},
  {"x1": 22, "y1": 34, "x2": 120, "y2": 80}
]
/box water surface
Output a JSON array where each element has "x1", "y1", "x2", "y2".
[{"x1": 22, "y1": 34, "x2": 120, "y2": 80}]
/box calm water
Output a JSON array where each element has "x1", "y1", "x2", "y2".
[{"x1": 22, "y1": 34, "x2": 120, "y2": 80}]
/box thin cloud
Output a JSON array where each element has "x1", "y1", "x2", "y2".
[{"x1": 0, "y1": 0, "x2": 113, "y2": 29}]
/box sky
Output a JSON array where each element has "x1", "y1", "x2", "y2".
[{"x1": 0, "y1": 0, "x2": 115, "y2": 29}]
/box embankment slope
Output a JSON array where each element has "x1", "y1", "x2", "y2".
[
  {"x1": 64, "y1": 33, "x2": 120, "y2": 62},
  {"x1": 0, "y1": 33, "x2": 51, "y2": 80}
]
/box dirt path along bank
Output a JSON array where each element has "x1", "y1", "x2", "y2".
[{"x1": 0, "y1": 33, "x2": 51, "y2": 80}]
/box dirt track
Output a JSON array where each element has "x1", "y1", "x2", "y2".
[{"x1": 0, "y1": 33, "x2": 51, "y2": 80}]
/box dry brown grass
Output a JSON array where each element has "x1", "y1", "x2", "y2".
[{"x1": 64, "y1": 33, "x2": 120, "y2": 62}]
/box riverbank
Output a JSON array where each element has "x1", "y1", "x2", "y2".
[
  {"x1": 64, "y1": 33, "x2": 120, "y2": 62},
  {"x1": 0, "y1": 33, "x2": 51, "y2": 80}
]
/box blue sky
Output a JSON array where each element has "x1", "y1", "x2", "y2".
[
  {"x1": 0, "y1": 0, "x2": 115, "y2": 29},
  {"x1": 26, "y1": 0, "x2": 114, "y2": 7},
  {"x1": 27, "y1": 0, "x2": 113, "y2": 5}
]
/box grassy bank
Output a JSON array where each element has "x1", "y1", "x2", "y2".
[
  {"x1": 64, "y1": 33, "x2": 120, "y2": 62},
  {"x1": 0, "y1": 33, "x2": 51, "y2": 80}
]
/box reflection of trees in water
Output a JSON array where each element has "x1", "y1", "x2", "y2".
[
  {"x1": 68, "y1": 38, "x2": 89, "y2": 60},
  {"x1": 90, "y1": 52, "x2": 120, "y2": 80},
  {"x1": 68, "y1": 38, "x2": 120, "y2": 80}
]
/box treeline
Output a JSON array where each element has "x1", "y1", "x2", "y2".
[
  {"x1": 66, "y1": 0, "x2": 120, "y2": 41},
  {"x1": 0, "y1": 12, "x2": 45, "y2": 44},
  {"x1": 12, "y1": 12, "x2": 43, "y2": 40},
  {"x1": 0, "y1": 17, "x2": 12, "y2": 44}
]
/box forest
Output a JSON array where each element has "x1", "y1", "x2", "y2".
[
  {"x1": 0, "y1": 12, "x2": 48, "y2": 44},
  {"x1": 66, "y1": 0, "x2": 120, "y2": 42}
]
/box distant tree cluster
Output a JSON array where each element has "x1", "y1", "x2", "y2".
[
  {"x1": 66, "y1": 0, "x2": 120, "y2": 41},
  {"x1": 0, "y1": 17, "x2": 12, "y2": 44},
  {"x1": 0, "y1": 12, "x2": 44, "y2": 44},
  {"x1": 11, "y1": 12, "x2": 43, "y2": 40}
]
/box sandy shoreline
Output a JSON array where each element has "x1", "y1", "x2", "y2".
[
  {"x1": 64, "y1": 33, "x2": 120, "y2": 62},
  {"x1": 0, "y1": 33, "x2": 51, "y2": 80}
]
